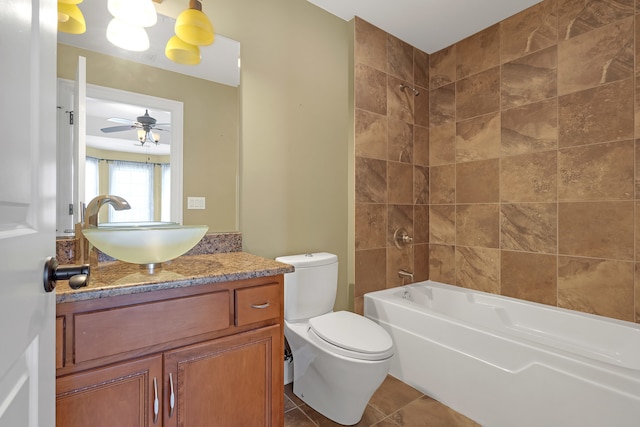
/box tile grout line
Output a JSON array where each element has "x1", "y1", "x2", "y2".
[{"x1": 371, "y1": 393, "x2": 427, "y2": 426}]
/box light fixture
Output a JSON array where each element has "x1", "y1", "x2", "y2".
[
  {"x1": 106, "y1": 18, "x2": 150, "y2": 52},
  {"x1": 107, "y1": 0, "x2": 157, "y2": 28},
  {"x1": 174, "y1": 0, "x2": 214, "y2": 46},
  {"x1": 57, "y1": 2, "x2": 86, "y2": 34},
  {"x1": 165, "y1": 35, "x2": 201, "y2": 65},
  {"x1": 138, "y1": 129, "x2": 160, "y2": 146},
  {"x1": 105, "y1": 0, "x2": 156, "y2": 51}
]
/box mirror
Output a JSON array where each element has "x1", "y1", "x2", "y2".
[
  {"x1": 56, "y1": 78, "x2": 184, "y2": 233},
  {"x1": 56, "y1": 0, "x2": 240, "y2": 236}
]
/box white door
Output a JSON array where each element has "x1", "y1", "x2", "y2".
[
  {"x1": 72, "y1": 56, "x2": 86, "y2": 224},
  {"x1": 0, "y1": 0, "x2": 57, "y2": 425}
]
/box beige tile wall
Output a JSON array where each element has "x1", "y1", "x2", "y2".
[
  {"x1": 353, "y1": 0, "x2": 640, "y2": 323},
  {"x1": 354, "y1": 18, "x2": 430, "y2": 312}
]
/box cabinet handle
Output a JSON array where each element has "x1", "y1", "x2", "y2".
[
  {"x1": 250, "y1": 302, "x2": 270, "y2": 309},
  {"x1": 169, "y1": 372, "x2": 175, "y2": 417},
  {"x1": 153, "y1": 377, "x2": 159, "y2": 424}
]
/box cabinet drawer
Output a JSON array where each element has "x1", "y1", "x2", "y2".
[
  {"x1": 74, "y1": 291, "x2": 230, "y2": 364},
  {"x1": 235, "y1": 283, "x2": 281, "y2": 326}
]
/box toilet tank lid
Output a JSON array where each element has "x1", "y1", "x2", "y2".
[{"x1": 275, "y1": 252, "x2": 337, "y2": 268}]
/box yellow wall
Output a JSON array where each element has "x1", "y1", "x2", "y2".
[
  {"x1": 57, "y1": 44, "x2": 239, "y2": 231},
  {"x1": 212, "y1": 0, "x2": 351, "y2": 310}
]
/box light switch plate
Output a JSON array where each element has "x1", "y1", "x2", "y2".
[{"x1": 187, "y1": 196, "x2": 206, "y2": 209}]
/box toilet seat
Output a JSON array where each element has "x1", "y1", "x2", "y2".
[{"x1": 307, "y1": 311, "x2": 393, "y2": 361}]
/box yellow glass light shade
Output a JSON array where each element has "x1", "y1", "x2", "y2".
[
  {"x1": 165, "y1": 36, "x2": 201, "y2": 65},
  {"x1": 175, "y1": 8, "x2": 214, "y2": 46},
  {"x1": 106, "y1": 18, "x2": 150, "y2": 52},
  {"x1": 58, "y1": 3, "x2": 86, "y2": 34},
  {"x1": 107, "y1": 0, "x2": 157, "y2": 28}
]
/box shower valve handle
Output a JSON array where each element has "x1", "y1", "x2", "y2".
[{"x1": 393, "y1": 228, "x2": 413, "y2": 249}]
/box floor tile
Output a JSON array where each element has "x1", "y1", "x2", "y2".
[
  {"x1": 284, "y1": 408, "x2": 317, "y2": 427},
  {"x1": 283, "y1": 375, "x2": 475, "y2": 427},
  {"x1": 285, "y1": 383, "x2": 305, "y2": 406},
  {"x1": 285, "y1": 394, "x2": 297, "y2": 412},
  {"x1": 372, "y1": 419, "x2": 402, "y2": 426},
  {"x1": 300, "y1": 402, "x2": 387, "y2": 427},
  {"x1": 367, "y1": 376, "x2": 424, "y2": 416},
  {"x1": 387, "y1": 396, "x2": 480, "y2": 427}
]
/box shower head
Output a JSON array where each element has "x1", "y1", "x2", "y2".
[{"x1": 400, "y1": 83, "x2": 420, "y2": 96}]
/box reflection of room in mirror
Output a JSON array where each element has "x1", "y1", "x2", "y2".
[
  {"x1": 56, "y1": 17, "x2": 241, "y2": 235},
  {"x1": 56, "y1": 80, "x2": 184, "y2": 236},
  {"x1": 86, "y1": 97, "x2": 171, "y2": 155}
]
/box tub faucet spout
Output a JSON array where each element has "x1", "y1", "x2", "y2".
[{"x1": 398, "y1": 269, "x2": 414, "y2": 284}]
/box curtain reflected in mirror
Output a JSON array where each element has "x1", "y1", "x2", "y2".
[{"x1": 85, "y1": 157, "x2": 171, "y2": 224}]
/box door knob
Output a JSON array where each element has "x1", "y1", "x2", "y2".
[{"x1": 43, "y1": 256, "x2": 90, "y2": 292}]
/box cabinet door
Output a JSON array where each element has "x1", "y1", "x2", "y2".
[
  {"x1": 164, "y1": 325, "x2": 282, "y2": 427},
  {"x1": 56, "y1": 355, "x2": 163, "y2": 427}
]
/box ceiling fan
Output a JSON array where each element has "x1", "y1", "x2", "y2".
[{"x1": 100, "y1": 109, "x2": 170, "y2": 146}]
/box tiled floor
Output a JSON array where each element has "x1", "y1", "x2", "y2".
[{"x1": 284, "y1": 375, "x2": 480, "y2": 426}]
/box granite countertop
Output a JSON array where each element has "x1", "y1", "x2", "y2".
[{"x1": 56, "y1": 252, "x2": 294, "y2": 304}]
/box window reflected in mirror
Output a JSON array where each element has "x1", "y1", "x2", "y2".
[{"x1": 85, "y1": 157, "x2": 171, "y2": 223}]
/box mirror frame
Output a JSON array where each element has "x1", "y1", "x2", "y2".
[{"x1": 57, "y1": 78, "x2": 184, "y2": 228}]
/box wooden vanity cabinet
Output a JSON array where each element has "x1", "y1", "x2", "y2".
[
  {"x1": 163, "y1": 325, "x2": 280, "y2": 426},
  {"x1": 56, "y1": 355, "x2": 163, "y2": 427},
  {"x1": 56, "y1": 275, "x2": 284, "y2": 427}
]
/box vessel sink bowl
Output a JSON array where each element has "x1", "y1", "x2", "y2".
[
  {"x1": 82, "y1": 224, "x2": 209, "y2": 265},
  {"x1": 98, "y1": 221, "x2": 180, "y2": 228}
]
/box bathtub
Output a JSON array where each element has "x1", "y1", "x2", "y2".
[{"x1": 364, "y1": 280, "x2": 640, "y2": 427}]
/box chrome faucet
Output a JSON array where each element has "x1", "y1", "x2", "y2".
[
  {"x1": 84, "y1": 195, "x2": 131, "y2": 228},
  {"x1": 76, "y1": 195, "x2": 131, "y2": 264},
  {"x1": 398, "y1": 269, "x2": 414, "y2": 284}
]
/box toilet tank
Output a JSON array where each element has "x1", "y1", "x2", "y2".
[{"x1": 276, "y1": 252, "x2": 338, "y2": 322}]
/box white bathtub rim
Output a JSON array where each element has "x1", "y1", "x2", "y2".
[
  {"x1": 379, "y1": 322, "x2": 640, "y2": 427},
  {"x1": 364, "y1": 280, "x2": 640, "y2": 373},
  {"x1": 380, "y1": 280, "x2": 640, "y2": 330},
  {"x1": 372, "y1": 312, "x2": 640, "y2": 402},
  {"x1": 371, "y1": 301, "x2": 638, "y2": 374}
]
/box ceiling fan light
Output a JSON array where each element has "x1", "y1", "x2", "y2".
[
  {"x1": 107, "y1": 0, "x2": 157, "y2": 28},
  {"x1": 58, "y1": 3, "x2": 86, "y2": 34},
  {"x1": 106, "y1": 18, "x2": 150, "y2": 52},
  {"x1": 137, "y1": 129, "x2": 147, "y2": 142},
  {"x1": 165, "y1": 36, "x2": 201, "y2": 65},
  {"x1": 175, "y1": 6, "x2": 214, "y2": 46}
]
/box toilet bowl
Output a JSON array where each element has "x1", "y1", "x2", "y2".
[
  {"x1": 276, "y1": 253, "x2": 393, "y2": 425},
  {"x1": 285, "y1": 312, "x2": 393, "y2": 424}
]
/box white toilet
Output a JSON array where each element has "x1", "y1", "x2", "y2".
[{"x1": 276, "y1": 252, "x2": 393, "y2": 425}]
